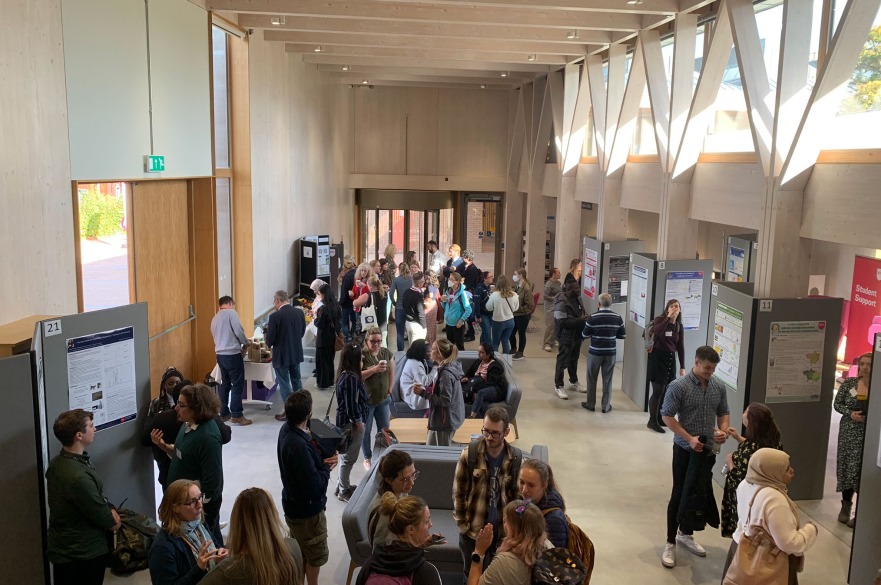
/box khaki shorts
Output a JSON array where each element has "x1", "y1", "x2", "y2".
[{"x1": 285, "y1": 512, "x2": 329, "y2": 567}]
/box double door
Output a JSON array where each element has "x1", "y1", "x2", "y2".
[{"x1": 363, "y1": 208, "x2": 453, "y2": 270}]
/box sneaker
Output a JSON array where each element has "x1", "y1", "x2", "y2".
[
  {"x1": 274, "y1": 413, "x2": 287, "y2": 421},
  {"x1": 568, "y1": 382, "x2": 585, "y2": 393},
  {"x1": 661, "y1": 543, "x2": 676, "y2": 568},
  {"x1": 554, "y1": 386, "x2": 569, "y2": 400},
  {"x1": 512, "y1": 352, "x2": 525, "y2": 360},
  {"x1": 337, "y1": 485, "x2": 357, "y2": 502},
  {"x1": 363, "y1": 458, "x2": 372, "y2": 471},
  {"x1": 220, "y1": 415, "x2": 231, "y2": 422},
  {"x1": 219, "y1": 521, "x2": 228, "y2": 530},
  {"x1": 676, "y1": 531, "x2": 706, "y2": 557},
  {"x1": 543, "y1": 345, "x2": 552, "y2": 352},
  {"x1": 229, "y1": 416, "x2": 252, "y2": 426}
]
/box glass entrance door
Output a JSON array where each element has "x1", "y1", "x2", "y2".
[
  {"x1": 462, "y1": 196, "x2": 501, "y2": 276},
  {"x1": 363, "y1": 208, "x2": 451, "y2": 270}
]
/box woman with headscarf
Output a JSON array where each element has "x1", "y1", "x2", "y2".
[{"x1": 722, "y1": 448, "x2": 818, "y2": 585}]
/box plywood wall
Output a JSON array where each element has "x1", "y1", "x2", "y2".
[
  {"x1": 621, "y1": 162, "x2": 662, "y2": 213},
  {"x1": 249, "y1": 37, "x2": 354, "y2": 316},
  {"x1": 0, "y1": 0, "x2": 78, "y2": 326},
  {"x1": 803, "y1": 164, "x2": 881, "y2": 249},
  {"x1": 690, "y1": 163, "x2": 766, "y2": 229}
]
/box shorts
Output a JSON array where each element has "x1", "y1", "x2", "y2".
[{"x1": 285, "y1": 512, "x2": 329, "y2": 567}]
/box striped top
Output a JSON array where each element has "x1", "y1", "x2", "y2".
[
  {"x1": 335, "y1": 370, "x2": 368, "y2": 427},
  {"x1": 582, "y1": 308, "x2": 626, "y2": 356}
]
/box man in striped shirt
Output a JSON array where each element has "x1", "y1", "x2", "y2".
[{"x1": 581, "y1": 293, "x2": 626, "y2": 413}]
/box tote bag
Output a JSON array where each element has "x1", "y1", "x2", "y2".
[
  {"x1": 360, "y1": 294, "x2": 378, "y2": 330},
  {"x1": 722, "y1": 488, "x2": 790, "y2": 585}
]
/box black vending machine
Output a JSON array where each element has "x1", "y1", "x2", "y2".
[{"x1": 298, "y1": 235, "x2": 331, "y2": 297}]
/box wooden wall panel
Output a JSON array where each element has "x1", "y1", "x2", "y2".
[
  {"x1": 574, "y1": 163, "x2": 602, "y2": 204},
  {"x1": 190, "y1": 179, "x2": 219, "y2": 381},
  {"x1": 131, "y1": 181, "x2": 194, "y2": 391},
  {"x1": 690, "y1": 163, "x2": 765, "y2": 229},
  {"x1": 354, "y1": 87, "x2": 409, "y2": 174},
  {"x1": 802, "y1": 163, "x2": 881, "y2": 248},
  {"x1": 437, "y1": 89, "x2": 508, "y2": 178},
  {"x1": 621, "y1": 162, "x2": 662, "y2": 213},
  {"x1": 0, "y1": 0, "x2": 78, "y2": 326}
]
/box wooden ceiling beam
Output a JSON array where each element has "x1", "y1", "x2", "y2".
[
  {"x1": 328, "y1": 71, "x2": 523, "y2": 85},
  {"x1": 369, "y1": 0, "x2": 678, "y2": 15},
  {"x1": 343, "y1": 79, "x2": 513, "y2": 90},
  {"x1": 302, "y1": 53, "x2": 556, "y2": 72},
  {"x1": 317, "y1": 64, "x2": 537, "y2": 79},
  {"x1": 286, "y1": 43, "x2": 574, "y2": 64}
]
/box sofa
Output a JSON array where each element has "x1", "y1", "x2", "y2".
[
  {"x1": 341, "y1": 442, "x2": 549, "y2": 585},
  {"x1": 389, "y1": 350, "x2": 523, "y2": 438}
]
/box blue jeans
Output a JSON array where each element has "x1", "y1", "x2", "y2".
[
  {"x1": 273, "y1": 363, "x2": 302, "y2": 403},
  {"x1": 395, "y1": 306, "x2": 407, "y2": 351},
  {"x1": 216, "y1": 353, "x2": 245, "y2": 418},
  {"x1": 361, "y1": 396, "x2": 391, "y2": 460},
  {"x1": 472, "y1": 386, "x2": 503, "y2": 419},
  {"x1": 342, "y1": 306, "x2": 357, "y2": 340},
  {"x1": 478, "y1": 315, "x2": 493, "y2": 346},
  {"x1": 491, "y1": 319, "x2": 515, "y2": 354}
]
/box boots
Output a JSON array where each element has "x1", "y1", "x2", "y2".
[{"x1": 838, "y1": 500, "x2": 853, "y2": 524}]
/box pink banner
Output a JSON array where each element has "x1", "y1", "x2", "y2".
[{"x1": 846, "y1": 255, "x2": 881, "y2": 362}]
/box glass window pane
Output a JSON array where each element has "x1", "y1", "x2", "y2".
[
  {"x1": 212, "y1": 27, "x2": 230, "y2": 169},
  {"x1": 364, "y1": 209, "x2": 376, "y2": 263},
  {"x1": 216, "y1": 178, "x2": 233, "y2": 298},
  {"x1": 78, "y1": 183, "x2": 131, "y2": 311},
  {"x1": 465, "y1": 202, "x2": 496, "y2": 272},
  {"x1": 438, "y1": 209, "x2": 454, "y2": 258},
  {"x1": 704, "y1": 45, "x2": 755, "y2": 153},
  {"x1": 408, "y1": 210, "x2": 424, "y2": 268},
  {"x1": 390, "y1": 210, "x2": 405, "y2": 265},
  {"x1": 755, "y1": 3, "x2": 783, "y2": 87},
  {"x1": 376, "y1": 210, "x2": 391, "y2": 263},
  {"x1": 632, "y1": 86, "x2": 658, "y2": 155}
]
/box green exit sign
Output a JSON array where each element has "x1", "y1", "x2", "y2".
[{"x1": 144, "y1": 155, "x2": 165, "y2": 172}]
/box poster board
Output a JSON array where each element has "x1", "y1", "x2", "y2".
[
  {"x1": 654, "y1": 259, "x2": 714, "y2": 374},
  {"x1": 724, "y1": 234, "x2": 757, "y2": 283},
  {"x1": 622, "y1": 253, "x2": 657, "y2": 410}
]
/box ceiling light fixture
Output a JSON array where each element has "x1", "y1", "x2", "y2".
[
  {"x1": 481, "y1": 84, "x2": 486, "y2": 89},
  {"x1": 626, "y1": 0, "x2": 644, "y2": 4},
  {"x1": 527, "y1": 54, "x2": 537, "y2": 61},
  {"x1": 362, "y1": 79, "x2": 368, "y2": 84},
  {"x1": 270, "y1": 16, "x2": 285, "y2": 25},
  {"x1": 500, "y1": 71, "x2": 508, "y2": 77},
  {"x1": 314, "y1": 45, "x2": 324, "y2": 52},
  {"x1": 567, "y1": 30, "x2": 578, "y2": 39},
  {"x1": 342, "y1": 65, "x2": 350, "y2": 71}
]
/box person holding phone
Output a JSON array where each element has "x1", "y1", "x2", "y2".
[
  {"x1": 646, "y1": 299, "x2": 686, "y2": 433},
  {"x1": 834, "y1": 352, "x2": 872, "y2": 527},
  {"x1": 360, "y1": 326, "x2": 395, "y2": 470}
]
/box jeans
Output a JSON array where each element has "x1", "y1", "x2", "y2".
[
  {"x1": 53, "y1": 554, "x2": 110, "y2": 585},
  {"x1": 471, "y1": 386, "x2": 503, "y2": 418},
  {"x1": 554, "y1": 338, "x2": 582, "y2": 388},
  {"x1": 491, "y1": 319, "x2": 515, "y2": 354},
  {"x1": 667, "y1": 444, "x2": 714, "y2": 542},
  {"x1": 426, "y1": 429, "x2": 453, "y2": 446},
  {"x1": 341, "y1": 307, "x2": 357, "y2": 340},
  {"x1": 274, "y1": 363, "x2": 303, "y2": 403},
  {"x1": 217, "y1": 353, "x2": 245, "y2": 418},
  {"x1": 361, "y1": 396, "x2": 391, "y2": 460},
  {"x1": 509, "y1": 314, "x2": 530, "y2": 353},
  {"x1": 395, "y1": 307, "x2": 407, "y2": 351},
  {"x1": 543, "y1": 308, "x2": 557, "y2": 347},
  {"x1": 445, "y1": 324, "x2": 465, "y2": 350},
  {"x1": 478, "y1": 316, "x2": 493, "y2": 346},
  {"x1": 338, "y1": 424, "x2": 366, "y2": 491},
  {"x1": 586, "y1": 353, "x2": 615, "y2": 411}
]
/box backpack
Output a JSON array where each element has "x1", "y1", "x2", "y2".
[
  {"x1": 364, "y1": 574, "x2": 412, "y2": 585},
  {"x1": 110, "y1": 507, "x2": 161, "y2": 575},
  {"x1": 540, "y1": 509, "x2": 595, "y2": 584},
  {"x1": 466, "y1": 439, "x2": 523, "y2": 491},
  {"x1": 532, "y1": 546, "x2": 588, "y2": 585}
]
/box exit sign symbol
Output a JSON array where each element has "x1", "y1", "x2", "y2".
[{"x1": 144, "y1": 155, "x2": 165, "y2": 172}]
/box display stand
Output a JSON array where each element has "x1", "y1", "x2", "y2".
[
  {"x1": 581, "y1": 237, "x2": 644, "y2": 361},
  {"x1": 622, "y1": 253, "x2": 657, "y2": 409},
  {"x1": 723, "y1": 234, "x2": 758, "y2": 283},
  {"x1": 297, "y1": 235, "x2": 331, "y2": 298},
  {"x1": 849, "y1": 333, "x2": 881, "y2": 584}
]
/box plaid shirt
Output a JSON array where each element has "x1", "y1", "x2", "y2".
[
  {"x1": 661, "y1": 370, "x2": 730, "y2": 451},
  {"x1": 453, "y1": 440, "x2": 520, "y2": 540}
]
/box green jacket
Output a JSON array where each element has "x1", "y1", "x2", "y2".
[
  {"x1": 46, "y1": 450, "x2": 115, "y2": 563},
  {"x1": 167, "y1": 421, "x2": 224, "y2": 503},
  {"x1": 512, "y1": 281, "x2": 535, "y2": 316}
]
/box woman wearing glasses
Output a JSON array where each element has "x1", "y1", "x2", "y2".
[
  {"x1": 467, "y1": 500, "x2": 547, "y2": 585},
  {"x1": 360, "y1": 326, "x2": 395, "y2": 470},
  {"x1": 356, "y1": 494, "x2": 442, "y2": 585},
  {"x1": 413, "y1": 339, "x2": 465, "y2": 446},
  {"x1": 367, "y1": 451, "x2": 418, "y2": 549},
  {"x1": 151, "y1": 384, "x2": 225, "y2": 545},
  {"x1": 148, "y1": 479, "x2": 228, "y2": 585}
]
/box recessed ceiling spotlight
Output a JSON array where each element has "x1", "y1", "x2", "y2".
[
  {"x1": 362, "y1": 79, "x2": 368, "y2": 84},
  {"x1": 342, "y1": 65, "x2": 350, "y2": 71},
  {"x1": 527, "y1": 54, "x2": 537, "y2": 61},
  {"x1": 627, "y1": 0, "x2": 644, "y2": 4},
  {"x1": 481, "y1": 84, "x2": 486, "y2": 89},
  {"x1": 500, "y1": 72, "x2": 508, "y2": 77},
  {"x1": 270, "y1": 16, "x2": 285, "y2": 25},
  {"x1": 314, "y1": 45, "x2": 323, "y2": 53},
  {"x1": 567, "y1": 30, "x2": 578, "y2": 39}
]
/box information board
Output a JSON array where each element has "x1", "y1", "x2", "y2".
[
  {"x1": 608, "y1": 255, "x2": 630, "y2": 303},
  {"x1": 766, "y1": 321, "x2": 826, "y2": 403},
  {"x1": 665, "y1": 271, "x2": 704, "y2": 331},
  {"x1": 629, "y1": 264, "x2": 649, "y2": 327},
  {"x1": 583, "y1": 248, "x2": 598, "y2": 299},
  {"x1": 712, "y1": 302, "x2": 744, "y2": 390},
  {"x1": 66, "y1": 326, "x2": 137, "y2": 430},
  {"x1": 728, "y1": 245, "x2": 746, "y2": 282}
]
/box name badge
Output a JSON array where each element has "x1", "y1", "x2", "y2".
[
  {"x1": 665, "y1": 331, "x2": 673, "y2": 337},
  {"x1": 175, "y1": 448, "x2": 182, "y2": 460},
  {"x1": 849, "y1": 388, "x2": 858, "y2": 397}
]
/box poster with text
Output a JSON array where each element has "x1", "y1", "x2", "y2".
[
  {"x1": 766, "y1": 321, "x2": 826, "y2": 403},
  {"x1": 608, "y1": 255, "x2": 630, "y2": 303},
  {"x1": 583, "y1": 247, "x2": 598, "y2": 299},
  {"x1": 846, "y1": 255, "x2": 881, "y2": 362},
  {"x1": 629, "y1": 264, "x2": 649, "y2": 327},
  {"x1": 713, "y1": 302, "x2": 744, "y2": 390},
  {"x1": 727, "y1": 246, "x2": 745, "y2": 282},
  {"x1": 66, "y1": 327, "x2": 137, "y2": 431},
  {"x1": 664, "y1": 271, "x2": 704, "y2": 331}
]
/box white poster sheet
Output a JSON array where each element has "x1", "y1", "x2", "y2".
[
  {"x1": 728, "y1": 245, "x2": 746, "y2": 282},
  {"x1": 713, "y1": 302, "x2": 744, "y2": 390},
  {"x1": 766, "y1": 321, "x2": 826, "y2": 403},
  {"x1": 583, "y1": 247, "x2": 598, "y2": 299},
  {"x1": 664, "y1": 271, "x2": 704, "y2": 331},
  {"x1": 66, "y1": 327, "x2": 137, "y2": 431},
  {"x1": 629, "y1": 264, "x2": 649, "y2": 327}
]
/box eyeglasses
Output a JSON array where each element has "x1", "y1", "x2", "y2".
[
  {"x1": 397, "y1": 470, "x2": 420, "y2": 484},
  {"x1": 515, "y1": 499, "x2": 533, "y2": 515},
  {"x1": 176, "y1": 401, "x2": 190, "y2": 409},
  {"x1": 368, "y1": 339, "x2": 382, "y2": 345},
  {"x1": 481, "y1": 427, "x2": 504, "y2": 439},
  {"x1": 178, "y1": 493, "x2": 204, "y2": 508}
]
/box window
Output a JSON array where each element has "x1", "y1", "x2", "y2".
[
  {"x1": 212, "y1": 27, "x2": 231, "y2": 169},
  {"x1": 77, "y1": 183, "x2": 132, "y2": 311}
]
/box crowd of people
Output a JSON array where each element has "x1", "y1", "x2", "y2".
[{"x1": 42, "y1": 241, "x2": 874, "y2": 585}]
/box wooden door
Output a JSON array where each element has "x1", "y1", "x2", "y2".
[{"x1": 131, "y1": 181, "x2": 194, "y2": 392}]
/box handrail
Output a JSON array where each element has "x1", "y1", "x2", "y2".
[{"x1": 149, "y1": 305, "x2": 196, "y2": 342}]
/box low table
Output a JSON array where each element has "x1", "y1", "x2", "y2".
[{"x1": 388, "y1": 418, "x2": 515, "y2": 445}]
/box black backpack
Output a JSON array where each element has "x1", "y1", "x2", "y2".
[{"x1": 110, "y1": 507, "x2": 160, "y2": 576}]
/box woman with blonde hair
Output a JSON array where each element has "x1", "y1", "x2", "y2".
[
  {"x1": 467, "y1": 500, "x2": 547, "y2": 585},
  {"x1": 148, "y1": 479, "x2": 228, "y2": 584},
  {"x1": 201, "y1": 487, "x2": 303, "y2": 585},
  {"x1": 509, "y1": 268, "x2": 535, "y2": 361},
  {"x1": 356, "y1": 494, "x2": 442, "y2": 585},
  {"x1": 518, "y1": 459, "x2": 568, "y2": 548},
  {"x1": 834, "y1": 351, "x2": 872, "y2": 527},
  {"x1": 349, "y1": 263, "x2": 374, "y2": 337},
  {"x1": 354, "y1": 276, "x2": 389, "y2": 347},
  {"x1": 413, "y1": 338, "x2": 464, "y2": 446},
  {"x1": 485, "y1": 275, "x2": 519, "y2": 355}
]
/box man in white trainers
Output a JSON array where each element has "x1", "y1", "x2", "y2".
[
  {"x1": 659, "y1": 345, "x2": 729, "y2": 568},
  {"x1": 552, "y1": 281, "x2": 587, "y2": 399}
]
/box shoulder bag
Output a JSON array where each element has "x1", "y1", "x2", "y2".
[
  {"x1": 360, "y1": 294, "x2": 378, "y2": 330},
  {"x1": 722, "y1": 487, "x2": 790, "y2": 585},
  {"x1": 317, "y1": 385, "x2": 352, "y2": 455}
]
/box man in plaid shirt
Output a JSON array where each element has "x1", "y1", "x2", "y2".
[{"x1": 452, "y1": 407, "x2": 522, "y2": 575}]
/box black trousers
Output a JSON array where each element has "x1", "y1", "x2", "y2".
[
  {"x1": 460, "y1": 531, "x2": 500, "y2": 576},
  {"x1": 509, "y1": 314, "x2": 530, "y2": 353},
  {"x1": 204, "y1": 497, "x2": 224, "y2": 546},
  {"x1": 53, "y1": 554, "x2": 109, "y2": 585},
  {"x1": 445, "y1": 324, "x2": 465, "y2": 350},
  {"x1": 554, "y1": 337, "x2": 582, "y2": 387},
  {"x1": 667, "y1": 444, "x2": 715, "y2": 543},
  {"x1": 316, "y1": 343, "x2": 336, "y2": 389}
]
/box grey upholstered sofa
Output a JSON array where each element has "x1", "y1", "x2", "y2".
[
  {"x1": 389, "y1": 350, "x2": 523, "y2": 437},
  {"x1": 340, "y1": 443, "x2": 549, "y2": 585}
]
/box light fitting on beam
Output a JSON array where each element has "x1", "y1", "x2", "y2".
[
  {"x1": 527, "y1": 54, "x2": 537, "y2": 61},
  {"x1": 362, "y1": 79, "x2": 368, "y2": 84},
  {"x1": 314, "y1": 45, "x2": 324, "y2": 53},
  {"x1": 342, "y1": 65, "x2": 350, "y2": 71},
  {"x1": 270, "y1": 16, "x2": 285, "y2": 25},
  {"x1": 626, "y1": 0, "x2": 644, "y2": 4},
  {"x1": 481, "y1": 84, "x2": 486, "y2": 89},
  {"x1": 500, "y1": 72, "x2": 508, "y2": 77},
  {"x1": 567, "y1": 30, "x2": 578, "y2": 39}
]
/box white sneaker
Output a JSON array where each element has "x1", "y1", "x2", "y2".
[
  {"x1": 568, "y1": 382, "x2": 585, "y2": 393},
  {"x1": 661, "y1": 543, "x2": 676, "y2": 568},
  {"x1": 554, "y1": 386, "x2": 569, "y2": 400},
  {"x1": 543, "y1": 345, "x2": 552, "y2": 352},
  {"x1": 676, "y1": 531, "x2": 706, "y2": 557}
]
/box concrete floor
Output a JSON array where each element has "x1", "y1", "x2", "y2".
[{"x1": 107, "y1": 313, "x2": 855, "y2": 585}]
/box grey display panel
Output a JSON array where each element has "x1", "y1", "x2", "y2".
[
  {"x1": 745, "y1": 297, "x2": 842, "y2": 500},
  {"x1": 848, "y1": 333, "x2": 881, "y2": 584},
  {"x1": 37, "y1": 304, "x2": 155, "y2": 518},
  {"x1": 707, "y1": 283, "x2": 755, "y2": 486},
  {"x1": 622, "y1": 253, "x2": 657, "y2": 409},
  {"x1": 724, "y1": 234, "x2": 757, "y2": 283},
  {"x1": 654, "y1": 259, "x2": 715, "y2": 373},
  {"x1": 0, "y1": 353, "x2": 48, "y2": 583}
]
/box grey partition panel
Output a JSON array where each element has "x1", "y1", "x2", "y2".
[
  {"x1": 724, "y1": 234, "x2": 757, "y2": 283},
  {"x1": 602, "y1": 240, "x2": 644, "y2": 361},
  {"x1": 746, "y1": 297, "x2": 842, "y2": 500},
  {"x1": 38, "y1": 303, "x2": 155, "y2": 517},
  {"x1": 848, "y1": 333, "x2": 881, "y2": 584},
  {"x1": 654, "y1": 259, "x2": 715, "y2": 372},
  {"x1": 0, "y1": 353, "x2": 49, "y2": 583},
  {"x1": 622, "y1": 253, "x2": 657, "y2": 409},
  {"x1": 581, "y1": 237, "x2": 604, "y2": 314},
  {"x1": 707, "y1": 283, "x2": 755, "y2": 486}
]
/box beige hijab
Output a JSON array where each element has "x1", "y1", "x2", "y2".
[{"x1": 745, "y1": 448, "x2": 800, "y2": 525}]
